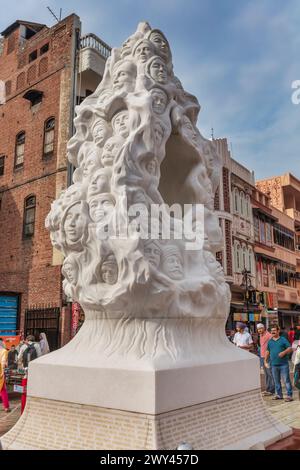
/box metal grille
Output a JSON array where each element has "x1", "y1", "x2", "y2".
[{"x1": 24, "y1": 306, "x2": 60, "y2": 351}]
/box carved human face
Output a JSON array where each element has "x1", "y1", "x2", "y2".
[
  {"x1": 144, "y1": 243, "x2": 161, "y2": 268},
  {"x1": 87, "y1": 170, "x2": 111, "y2": 198},
  {"x1": 204, "y1": 251, "x2": 224, "y2": 281},
  {"x1": 112, "y1": 111, "x2": 129, "y2": 139},
  {"x1": 101, "y1": 258, "x2": 118, "y2": 285},
  {"x1": 101, "y1": 137, "x2": 123, "y2": 167},
  {"x1": 88, "y1": 196, "x2": 115, "y2": 223},
  {"x1": 63, "y1": 260, "x2": 76, "y2": 284},
  {"x1": 149, "y1": 57, "x2": 168, "y2": 84},
  {"x1": 162, "y1": 252, "x2": 183, "y2": 280},
  {"x1": 134, "y1": 40, "x2": 154, "y2": 63},
  {"x1": 92, "y1": 119, "x2": 111, "y2": 147},
  {"x1": 112, "y1": 62, "x2": 136, "y2": 93},
  {"x1": 83, "y1": 154, "x2": 100, "y2": 178},
  {"x1": 64, "y1": 203, "x2": 86, "y2": 244},
  {"x1": 151, "y1": 88, "x2": 168, "y2": 114},
  {"x1": 146, "y1": 159, "x2": 157, "y2": 175},
  {"x1": 121, "y1": 35, "x2": 137, "y2": 58},
  {"x1": 63, "y1": 185, "x2": 80, "y2": 207},
  {"x1": 182, "y1": 116, "x2": 198, "y2": 144},
  {"x1": 149, "y1": 32, "x2": 170, "y2": 61}
]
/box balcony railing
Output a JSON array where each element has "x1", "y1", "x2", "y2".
[{"x1": 80, "y1": 33, "x2": 111, "y2": 59}]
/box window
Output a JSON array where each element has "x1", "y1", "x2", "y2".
[
  {"x1": 43, "y1": 117, "x2": 55, "y2": 157},
  {"x1": 273, "y1": 224, "x2": 295, "y2": 251},
  {"x1": 240, "y1": 191, "x2": 245, "y2": 217},
  {"x1": 15, "y1": 131, "x2": 25, "y2": 168},
  {"x1": 29, "y1": 50, "x2": 37, "y2": 63},
  {"x1": 23, "y1": 196, "x2": 36, "y2": 238},
  {"x1": 233, "y1": 188, "x2": 240, "y2": 213},
  {"x1": 0, "y1": 155, "x2": 4, "y2": 176},
  {"x1": 23, "y1": 89, "x2": 43, "y2": 107},
  {"x1": 40, "y1": 43, "x2": 49, "y2": 55}
]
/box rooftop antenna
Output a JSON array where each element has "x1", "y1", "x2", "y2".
[
  {"x1": 47, "y1": 6, "x2": 60, "y2": 23},
  {"x1": 211, "y1": 127, "x2": 214, "y2": 140}
]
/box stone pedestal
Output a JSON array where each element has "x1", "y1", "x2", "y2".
[{"x1": 1, "y1": 317, "x2": 292, "y2": 450}]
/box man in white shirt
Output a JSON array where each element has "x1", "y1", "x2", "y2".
[{"x1": 233, "y1": 322, "x2": 253, "y2": 350}]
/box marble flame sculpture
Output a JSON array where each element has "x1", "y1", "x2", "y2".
[
  {"x1": 1, "y1": 23, "x2": 291, "y2": 451},
  {"x1": 45, "y1": 21, "x2": 228, "y2": 361}
]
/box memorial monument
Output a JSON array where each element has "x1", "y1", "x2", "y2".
[{"x1": 1, "y1": 22, "x2": 291, "y2": 450}]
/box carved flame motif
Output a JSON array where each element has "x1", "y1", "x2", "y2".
[{"x1": 46, "y1": 23, "x2": 230, "y2": 360}]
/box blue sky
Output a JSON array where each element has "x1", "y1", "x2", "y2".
[{"x1": 1, "y1": 0, "x2": 299, "y2": 179}]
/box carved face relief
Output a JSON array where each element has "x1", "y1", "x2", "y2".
[
  {"x1": 112, "y1": 61, "x2": 136, "y2": 93},
  {"x1": 162, "y1": 247, "x2": 184, "y2": 280},
  {"x1": 151, "y1": 88, "x2": 168, "y2": 114},
  {"x1": 64, "y1": 203, "x2": 87, "y2": 245},
  {"x1": 144, "y1": 241, "x2": 161, "y2": 268},
  {"x1": 121, "y1": 35, "x2": 138, "y2": 58},
  {"x1": 83, "y1": 152, "x2": 101, "y2": 179},
  {"x1": 101, "y1": 255, "x2": 118, "y2": 285},
  {"x1": 134, "y1": 39, "x2": 155, "y2": 63},
  {"x1": 112, "y1": 111, "x2": 129, "y2": 139},
  {"x1": 145, "y1": 158, "x2": 157, "y2": 175},
  {"x1": 62, "y1": 185, "x2": 81, "y2": 208},
  {"x1": 101, "y1": 137, "x2": 123, "y2": 167},
  {"x1": 62, "y1": 257, "x2": 78, "y2": 285},
  {"x1": 149, "y1": 31, "x2": 170, "y2": 62},
  {"x1": 204, "y1": 251, "x2": 224, "y2": 281},
  {"x1": 88, "y1": 195, "x2": 115, "y2": 223},
  {"x1": 87, "y1": 169, "x2": 111, "y2": 199},
  {"x1": 149, "y1": 57, "x2": 168, "y2": 84},
  {"x1": 182, "y1": 116, "x2": 198, "y2": 144},
  {"x1": 92, "y1": 118, "x2": 111, "y2": 147}
]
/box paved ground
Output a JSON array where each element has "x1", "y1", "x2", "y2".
[{"x1": 0, "y1": 394, "x2": 21, "y2": 438}]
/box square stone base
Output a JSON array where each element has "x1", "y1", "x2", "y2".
[{"x1": 1, "y1": 390, "x2": 291, "y2": 450}]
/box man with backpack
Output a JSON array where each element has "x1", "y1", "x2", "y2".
[{"x1": 22, "y1": 335, "x2": 42, "y2": 369}]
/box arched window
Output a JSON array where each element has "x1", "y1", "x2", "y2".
[
  {"x1": 233, "y1": 188, "x2": 240, "y2": 213},
  {"x1": 245, "y1": 195, "x2": 250, "y2": 219},
  {"x1": 240, "y1": 191, "x2": 245, "y2": 217},
  {"x1": 235, "y1": 242, "x2": 241, "y2": 272},
  {"x1": 23, "y1": 195, "x2": 36, "y2": 238},
  {"x1": 248, "y1": 247, "x2": 253, "y2": 274},
  {"x1": 15, "y1": 131, "x2": 25, "y2": 168},
  {"x1": 242, "y1": 245, "x2": 247, "y2": 270},
  {"x1": 43, "y1": 117, "x2": 55, "y2": 158}
]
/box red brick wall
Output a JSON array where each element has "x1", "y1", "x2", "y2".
[
  {"x1": 0, "y1": 15, "x2": 78, "y2": 340},
  {"x1": 225, "y1": 219, "x2": 233, "y2": 276}
]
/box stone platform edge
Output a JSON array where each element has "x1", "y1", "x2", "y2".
[{"x1": 1, "y1": 389, "x2": 291, "y2": 450}]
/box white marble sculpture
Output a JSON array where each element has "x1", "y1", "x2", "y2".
[{"x1": 46, "y1": 21, "x2": 229, "y2": 362}]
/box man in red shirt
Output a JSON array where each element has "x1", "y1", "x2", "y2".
[
  {"x1": 288, "y1": 327, "x2": 295, "y2": 345},
  {"x1": 257, "y1": 323, "x2": 275, "y2": 396}
]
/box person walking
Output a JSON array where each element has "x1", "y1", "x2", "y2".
[
  {"x1": 265, "y1": 325, "x2": 293, "y2": 402},
  {"x1": 22, "y1": 335, "x2": 42, "y2": 369},
  {"x1": 233, "y1": 322, "x2": 253, "y2": 351},
  {"x1": 39, "y1": 332, "x2": 50, "y2": 355},
  {"x1": 257, "y1": 323, "x2": 275, "y2": 396},
  {"x1": 288, "y1": 327, "x2": 295, "y2": 345},
  {"x1": 7, "y1": 345, "x2": 18, "y2": 370},
  {"x1": 0, "y1": 338, "x2": 10, "y2": 412}
]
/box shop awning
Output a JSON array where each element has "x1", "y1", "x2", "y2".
[{"x1": 278, "y1": 309, "x2": 300, "y2": 317}]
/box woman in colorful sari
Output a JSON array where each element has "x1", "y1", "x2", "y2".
[{"x1": 0, "y1": 338, "x2": 10, "y2": 412}]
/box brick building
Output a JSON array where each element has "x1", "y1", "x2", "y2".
[
  {"x1": 0, "y1": 15, "x2": 110, "y2": 348},
  {"x1": 257, "y1": 174, "x2": 300, "y2": 328}
]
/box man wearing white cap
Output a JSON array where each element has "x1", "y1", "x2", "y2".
[{"x1": 257, "y1": 323, "x2": 275, "y2": 396}]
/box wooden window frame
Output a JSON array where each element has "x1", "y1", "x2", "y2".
[
  {"x1": 14, "y1": 131, "x2": 26, "y2": 169},
  {"x1": 23, "y1": 195, "x2": 36, "y2": 239},
  {"x1": 43, "y1": 117, "x2": 55, "y2": 159}
]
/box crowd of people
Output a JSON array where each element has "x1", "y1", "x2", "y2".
[
  {"x1": 230, "y1": 322, "x2": 300, "y2": 402},
  {"x1": 0, "y1": 332, "x2": 50, "y2": 413}
]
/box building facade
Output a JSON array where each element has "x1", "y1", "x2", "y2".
[{"x1": 0, "y1": 15, "x2": 110, "y2": 348}]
